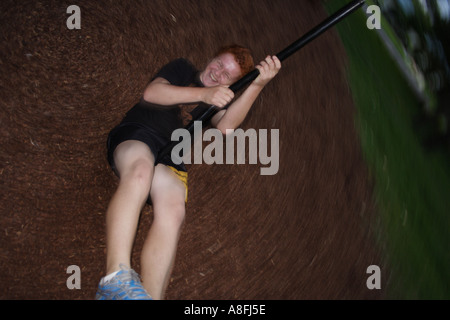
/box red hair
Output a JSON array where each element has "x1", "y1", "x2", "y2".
[{"x1": 215, "y1": 44, "x2": 254, "y2": 77}]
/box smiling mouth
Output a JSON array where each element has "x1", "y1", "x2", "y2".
[{"x1": 210, "y1": 72, "x2": 218, "y2": 83}]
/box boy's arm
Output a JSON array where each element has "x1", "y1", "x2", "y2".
[
  {"x1": 211, "y1": 55, "x2": 281, "y2": 134},
  {"x1": 143, "y1": 77, "x2": 235, "y2": 107}
]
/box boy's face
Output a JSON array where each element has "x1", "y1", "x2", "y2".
[{"x1": 200, "y1": 53, "x2": 242, "y2": 87}]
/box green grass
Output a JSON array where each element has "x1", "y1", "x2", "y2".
[{"x1": 325, "y1": 1, "x2": 450, "y2": 299}]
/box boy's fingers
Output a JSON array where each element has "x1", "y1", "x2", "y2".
[
  {"x1": 220, "y1": 87, "x2": 234, "y2": 103},
  {"x1": 255, "y1": 64, "x2": 264, "y2": 73},
  {"x1": 224, "y1": 88, "x2": 234, "y2": 100},
  {"x1": 259, "y1": 56, "x2": 281, "y2": 74},
  {"x1": 265, "y1": 55, "x2": 274, "y2": 65},
  {"x1": 272, "y1": 56, "x2": 281, "y2": 68}
]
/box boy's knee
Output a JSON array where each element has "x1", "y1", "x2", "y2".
[
  {"x1": 154, "y1": 198, "x2": 186, "y2": 229},
  {"x1": 122, "y1": 158, "x2": 153, "y2": 190},
  {"x1": 170, "y1": 202, "x2": 186, "y2": 227},
  {"x1": 150, "y1": 165, "x2": 187, "y2": 229}
]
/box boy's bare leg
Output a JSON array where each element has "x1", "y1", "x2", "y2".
[
  {"x1": 105, "y1": 140, "x2": 155, "y2": 275},
  {"x1": 140, "y1": 164, "x2": 186, "y2": 300}
]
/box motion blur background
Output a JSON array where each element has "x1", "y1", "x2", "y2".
[
  {"x1": 327, "y1": 0, "x2": 449, "y2": 299},
  {"x1": 376, "y1": 0, "x2": 450, "y2": 150}
]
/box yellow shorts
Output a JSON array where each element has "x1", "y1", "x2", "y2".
[{"x1": 167, "y1": 166, "x2": 188, "y2": 202}]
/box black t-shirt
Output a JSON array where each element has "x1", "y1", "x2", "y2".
[{"x1": 121, "y1": 58, "x2": 207, "y2": 140}]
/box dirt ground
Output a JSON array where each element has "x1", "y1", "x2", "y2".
[{"x1": 0, "y1": 0, "x2": 384, "y2": 299}]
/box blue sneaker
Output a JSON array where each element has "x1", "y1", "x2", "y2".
[{"x1": 95, "y1": 264, "x2": 152, "y2": 300}]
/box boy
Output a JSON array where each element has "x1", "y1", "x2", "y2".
[{"x1": 96, "y1": 45, "x2": 281, "y2": 300}]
